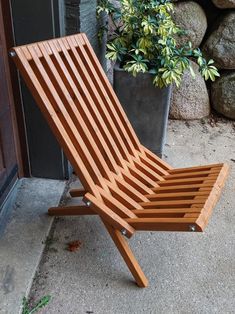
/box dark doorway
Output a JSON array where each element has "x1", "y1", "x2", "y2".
[
  {"x1": 0, "y1": 1, "x2": 18, "y2": 206},
  {"x1": 10, "y1": 0, "x2": 71, "y2": 179}
]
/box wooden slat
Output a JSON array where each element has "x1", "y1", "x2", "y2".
[
  {"x1": 38, "y1": 40, "x2": 115, "y2": 187},
  {"x1": 85, "y1": 193, "x2": 135, "y2": 238},
  {"x1": 182, "y1": 213, "x2": 199, "y2": 218},
  {"x1": 13, "y1": 46, "x2": 100, "y2": 199},
  {"x1": 142, "y1": 146, "x2": 173, "y2": 170},
  {"x1": 102, "y1": 219, "x2": 148, "y2": 287},
  {"x1": 73, "y1": 35, "x2": 138, "y2": 164},
  {"x1": 126, "y1": 161, "x2": 158, "y2": 187},
  {"x1": 81, "y1": 33, "x2": 142, "y2": 156},
  {"x1": 196, "y1": 163, "x2": 230, "y2": 231},
  {"x1": 168, "y1": 164, "x2": 223, "y2": 174},
  {"x1": 97, "y1": 185, "x2": 139, "y2": 216},
  {"x1": 163, "y1": 169, "x2": 221, "y2": 180},
  {"x1": 48, "y1": 205, "x2": 94, "y2": 216},
  {"x1": 63, "y1": 36, "x2": 130, "y2": 172},
  {"x1": 132, "y1": 208, "x2": 202, "y2": 215},
  {"x1": 119, "y1": 167, "x2": 154, "y2": 195},
  {"x1": 152, "y1": 183, "x2": 214, "y2": 193},
  {"x1": 47, "y1": 38, "x2": 120, "y2": 177},
  {"x1": 70, "y1": 188, "x2": 86, "y2": 197},
  {"x1": 146, "y1": 191, "x2": 211, "y2": 200},
  {"x1": 157, "y1": 176, "x2": 217, "y2": 186},
  {"x1": 138, "y1": 154, "x2": 169, "y2": 176},
  {"x1": 26, "y1": 44, "x2": 105, "y2": 187},
  {"x1": 133, "y1": 157, "x2": 164, "y2": 182},
  {"x1": 105, "y1": 182, "x2": 143, "y2": 210},
  {"x1": 213, "y1": 163, "x2": 230, "y2": 188},
  {"x1": 140, "y1": 199, "x2": 206, "y2": 209},
  {"x1": 113, "y1": 174, "x2": 149, "y2": 202},
  {"x1": 125, "y1": 218, "x2": 201, "y2": 232}
]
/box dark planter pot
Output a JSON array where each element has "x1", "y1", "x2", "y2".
[{"x1": 114, "y1": 65, "x2": 172, "y2": 157}]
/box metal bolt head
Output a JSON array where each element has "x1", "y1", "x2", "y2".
[
  {"x1": 121, "y1": 229, "x2": 127, "y2": 236},
  {"x1": 85, "y1": 200, "x2": 91, "y2": 207},
  {"x1": 189, "y1": 225, "x2": 196, "y2": 232},
  {"x1": 9, "y1": 50, "x2": 16, "y2": 57}
]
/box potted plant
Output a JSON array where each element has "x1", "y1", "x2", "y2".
[{"x1": 97, "y1": 0, "x2": 219, "y2": 156}]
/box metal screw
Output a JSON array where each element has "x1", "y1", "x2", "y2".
[
  {"x1": 9, "y1": 51, "x2": 16, "y2": 57},
  {"x1": 121, "y1": 229, "x2": 127, "y2": 236},
  {"x1": 189, "y1": 225, "x2": 196, "y2": 232},
  {"x1": 85, "y1": 200, "x2": 91, "y2": 207}
]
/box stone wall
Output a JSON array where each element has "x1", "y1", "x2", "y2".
[
  {"x1": 108, "y1": 0, "x2": 235, "y2": 120},
  {"x1": 170, "y1": 0, "x2": 235, "y2": 120}
]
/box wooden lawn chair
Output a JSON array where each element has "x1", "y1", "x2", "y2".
[{"x1": 10, "y1": 33, "x2": 230, "y2": 287}]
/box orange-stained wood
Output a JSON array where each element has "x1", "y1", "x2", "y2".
[
  {"x1": 125, "y1": 217, "x2": 202, "y2": 232},
  {"x1": 48, "y1": 205, "x2": 94, "y2": 216},
  {"x1": 11, "y1": 33, "x2": 229, "y2": 288},
  {"x1": 70, "y1": 188, "x2": 86, "y2": 197},
  {"x1": 102, "y1": 219, "x2": 148, "y2": 287}
]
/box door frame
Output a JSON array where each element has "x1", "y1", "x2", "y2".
[{"x1": 0, "y1": 0, "x2": 28, "y2": 178}]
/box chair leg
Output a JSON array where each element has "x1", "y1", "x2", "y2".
[
  {"x1": 48, "y1": 205, "x2": 95, "y2": 216},
  {"x1": 102, "y1": 219, "x2": 148, "y2": 288},
  {"x1": 69, "y1": 188, "x2": 86, "y2": 197}
]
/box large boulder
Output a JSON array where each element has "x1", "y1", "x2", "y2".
[
  {"x1": 211, "y1": 0, "x2": 235, "y2": 8},
  {"x1": 172, "y1": 1, "x2": 207, "y2": 48},
  {"x1": 211, "y1": 72, "x2": 235, "y2": 120},
  {"x1": 203, "y1": 12, "x2": 235, "y2": 69},
  {"x1": 170, "y1": 61, "x2": 210, "y2": 120}
]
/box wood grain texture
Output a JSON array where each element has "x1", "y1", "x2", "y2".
[
  {"x1": 12, "y1": 33, "x2": 229, "y2": 287},
  {"x1": 102, "y1": 218, "x2": 148, "y2": 287}
]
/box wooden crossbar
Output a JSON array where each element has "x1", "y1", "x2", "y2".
[{"x1": 11, "y1": 33, "x2": 229, "y2": 288}]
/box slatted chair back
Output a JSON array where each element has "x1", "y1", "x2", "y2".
[{"x1": 11, "y1": 33, "x2": 173, "y2": 236}]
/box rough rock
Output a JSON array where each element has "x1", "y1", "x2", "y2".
[
  {"x1": 203, "y1": 12, "x2": 235, "y2": 69},
  {"x1": 110, "y1": 0, "x2": 121, "y2": 7},
  {"x1": 172, "y1": 1, "x2": 207, "y2": 48},
  {"x1": 211, "y1": 72, "x2": 235, "y2": 120},
  {"x1": 170, "y1": 61, "x2": 210, "y2": 120},
  {"x1": 212, "y1": 0, "x2": 235, "y2": 8}
]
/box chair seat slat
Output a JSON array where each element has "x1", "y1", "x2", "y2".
[{"x1": 163, "y1": 169, "x2": 222, "y2": 180}]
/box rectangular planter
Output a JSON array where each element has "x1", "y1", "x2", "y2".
[{"x1": 114, "y1": 65, "x2": 172, "y2": 157}]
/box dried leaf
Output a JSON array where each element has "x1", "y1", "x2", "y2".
[{"x1": 67, "y1": 240, "x2": 82, "y2": 252}]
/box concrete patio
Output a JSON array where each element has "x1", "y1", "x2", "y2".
[
  {"x1": 1, "y1": 119, "x2": 234, "y2": 313},
  {"x1": 0, "y1": 179, "x2": 66, "y2": 314}
]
